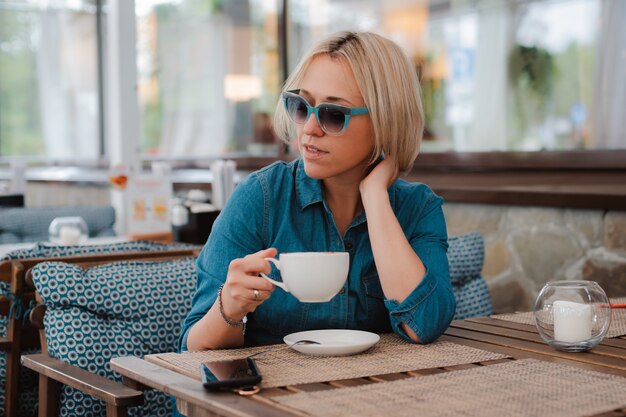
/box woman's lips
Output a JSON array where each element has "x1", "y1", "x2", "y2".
[{"x1": 301, "y1": 143, "x2": 328, "y2": 160}]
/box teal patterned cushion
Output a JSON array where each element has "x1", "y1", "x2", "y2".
[
  {"x1": 448, "y1": 232, "x2": 484, "y2": 286},
  {"x1": 452, "y1": 277, "x2": 493, "y2": 319},
  {"x1": 31, "y1": 257, "x2": 197, "y2": 417},
  {"x1": 448, "y1": 232, "x2": 493, "y2": 319}
]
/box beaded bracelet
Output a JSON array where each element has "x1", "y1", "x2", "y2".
[{"x1": 217, "y1": 284, "x2": 247, "y2": 335}]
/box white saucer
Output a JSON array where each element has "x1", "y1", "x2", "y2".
[{"x1": 284, "y1": 329, "x2": 380, "y2": 356}]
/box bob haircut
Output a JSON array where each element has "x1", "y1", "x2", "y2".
[{"x1": 274, "y1": 31, "x2": 424, "y2": 173}]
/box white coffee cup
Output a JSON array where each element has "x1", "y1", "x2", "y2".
[{"x1": 260, "y1": 252, "x2": 349, "y2": 302}]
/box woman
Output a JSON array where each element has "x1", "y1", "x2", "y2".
[{"x1": 180, "y1": 31, "x2": 455, "y2": 351}]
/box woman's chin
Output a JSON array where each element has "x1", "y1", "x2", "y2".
[{"x1": 303, "y1": 165, "x2": 326, "y2": 180}]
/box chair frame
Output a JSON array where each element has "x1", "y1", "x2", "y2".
[{"x1": 1, "y1": 248, "x2": 199, "y2": 417}]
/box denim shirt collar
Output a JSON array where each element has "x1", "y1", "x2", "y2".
[
  {"x1": 294, "y1": 159, "x2": 397, "y2": 217},
  {"x1": 295, "y1": 160, "x2": 324, "y2": 211}
]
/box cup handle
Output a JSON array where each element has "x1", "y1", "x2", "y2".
[{"x1": 259, "y1": 258, "x2": 287, "y2": 291}]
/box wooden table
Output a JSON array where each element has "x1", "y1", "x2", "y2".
[{"x1": 110, "y1": 317, "x2": 626, "y2": 417}]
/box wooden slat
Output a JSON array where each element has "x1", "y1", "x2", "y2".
[
  {"x1": 328, "y1": 378, "x2": 374, "y2": 388},
  {"x1": 38, "y1": 374, "x2": 59, "y2": 417},
  {"x1": 120, "y1": 376, "x2": 150, "y2": 392},
  {"x1": 442, "y1": 363, "x2": 482, "y2": 371},
  {"x1": 22, "y1": 354, "x2": 143, "y2": 407},
  {"x1": 0, "y1": 336, "x2": 11, "y2": 350},
  {"x1": 478, "y1": 358, "x2": 514, "y2": 365},
  {"x1": 369, "y1": 373, "x2": 411, "y2": 382},
  {"x1": 443, "y1": 328, "x2": 626, "y2": 374},
  {"x1": 440, "y1": 334, "x2": 626, "y2": 378},
  {"x1": 468, "y1": 317, "x2": 538, "y2": 332},
  {"x1": 0, "y1": 260, "x2": 12, "y2": 284},
  {"x1": 256, "y1": 387, "x2": 292, "y2": 398},
  {"x1": 0, "y1": 326, "x2": 41, "y2": 352},
  {"x1": 452, "y1": 319, "x2": 544, "y2": 341},
  {"x1": 105, "y1": 404, "x2": 129, "y2": 417},
  {"x1": 29, "y1": 304, "x2": 46, "y2": 329},
  {"x1": 407, "y1": 368, "x2": 447, "y2": 377},
  {"x1": 451, "y1": 320, "x2": 626, "y2": 360},
  {"x1": 469, "y1": 317, "x2": 626, "y2": 349},
  {"x1": 590, "y1": 411, "x2": 626, "y2": 417},
  {"x1": 597, "y1": 338, "x2": 626, "y2": 349},
  {"x1": 285, "y1": 383, "x2": 333, "y2": 393}
]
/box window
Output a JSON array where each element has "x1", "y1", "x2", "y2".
[
  {"x1": 1, "y1": 0, "x2": 623, "y2": 162},
  {"x1": 287, "y1": 0, "x2": 625, "y2": 152},
  {"x1": 135, "y1": 0, "x2": 281, "y2": 158},
  {"x1": 0, "y1": 0, "x2": 100, "y2": 158}
]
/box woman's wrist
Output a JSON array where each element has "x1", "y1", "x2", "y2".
[
  {"x1": 217, "y1": 284, "x2": 247, "y2": 334},
  {"x1": 219, "y1": 284, "x2": 247, "y2": 321},
  {"x1": 360, "y1": 186, "x2": 388, "y2": 208}
]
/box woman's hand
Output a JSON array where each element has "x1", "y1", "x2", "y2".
[
  {"x1": 359, "y1": 157, "x2": 399, "y2": 198},
  {"x1": 221, "y1": 248, "x2": 277, "y2": 321}
]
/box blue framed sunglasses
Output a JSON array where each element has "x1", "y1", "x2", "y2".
[{"x1": 282, "y1": 90, "x2": 369, "y2": 136}]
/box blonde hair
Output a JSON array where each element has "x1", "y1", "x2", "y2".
[{"x1": 274, "y1": 31, "x2": 424, "y2": 172}]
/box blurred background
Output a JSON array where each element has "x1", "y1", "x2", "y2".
[
  {"x1": 1, "y1": 0, "x2": 625, "y2": 312},
  {"x1": 0, "y1": 0, "x2": 622, "y2": 162}
]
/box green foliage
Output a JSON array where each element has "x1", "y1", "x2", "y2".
[
  {"x1": 0, "y1": 29, "x2": 44, "y2": 155},
  {"x1": 508, "y1": 45, "x2": 557, "y2": 148},
  {"x1": 509, "y1": 45, "x2": 556, "y2": 99},
  {"x1": 417, "y1": 56, "x2": 445, "y2": 138},
  {"x1": 420, "y1": 77, "x2": 444, "y2": 136}
]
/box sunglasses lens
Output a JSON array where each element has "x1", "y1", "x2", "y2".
[
  {"x1": 285, "y1": 96, "x2": 309, "y2": 124},
  {"x1": 318, "y1": 107, "x2": 346, "y2": 134}
]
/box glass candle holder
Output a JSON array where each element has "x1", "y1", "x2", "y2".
[
  {"x1": 534, "y1": 280, "x2": 611, "y2": 352},
  {"x1": 48, "y1": 216, "x2": 89, "y2": 245}
]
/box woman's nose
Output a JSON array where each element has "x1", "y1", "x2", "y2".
[{"x1": 302, "y1": 112, "x2": 324, "y2": 137}]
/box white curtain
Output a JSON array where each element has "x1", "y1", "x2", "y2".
[
  {"x1": 468, "y1": 0, "x2": 512, "y2": 151},
  {"x1": 36, "y1": 10, "x2": 99, "y2": 159},
  {"x1": 591, "y1": 0, "x2": 626, "y2": 149},
  {"x1": 157, "y1": 16, "x2": 230, "y2": 155}
]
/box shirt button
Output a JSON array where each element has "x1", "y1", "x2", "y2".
[
  {"x1": 344, "y1": 241, "x2": 353, "y2": 250},
  {"x1": 339, "y1": 288, "x2": 345, "y2": 294}
]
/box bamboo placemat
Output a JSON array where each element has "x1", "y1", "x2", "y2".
[
  {"x1": 274, "y1": 359, "x2": 626, "y2": 417},
  {"x1": 492, "y1": 297, "x2": 626, "y2": 338},
  {"x1": 146, "y1": 334, "x2": 508, "y2": 388}
]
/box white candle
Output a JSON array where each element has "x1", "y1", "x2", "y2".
[
  {"x1": 59, "y1": 226, "x2": 82, "y2": 245},
  {"x1": 553, "y1": 300, "x2": 592, "y2": 343}
]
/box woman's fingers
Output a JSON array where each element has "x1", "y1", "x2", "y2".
[
  {"x1": 230, "y1": 248, "x2": 277, "y2": 275},
  {"x1": 222, "y1": 249, "x2": 278, "y2": 316},
  {"x1": 227, "y1": 277, "x2": 274, "y2": 300},
  {"x1": 250, "y1": 287, "x2": 272, "y2": 303},
  {"x1": 243, "y1": 248, "x2": 277, "y2": 275}
]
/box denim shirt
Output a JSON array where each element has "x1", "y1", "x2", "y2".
[{"x1": 179, "y1": 159, "x2": 455, "y2": 350}]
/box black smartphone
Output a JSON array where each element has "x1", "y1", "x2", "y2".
[{"x1": 200, "y1": 357, "x2": 262, "y2": 391}]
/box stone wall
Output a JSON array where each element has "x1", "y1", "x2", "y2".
[{"x1": 444, "y1": 203, "x2": 626, "y2": 313}]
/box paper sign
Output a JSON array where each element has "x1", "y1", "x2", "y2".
[{"x1": 125, "y1": 175, "x2": 173, "y2": 236}]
